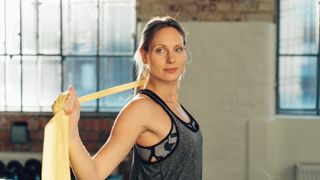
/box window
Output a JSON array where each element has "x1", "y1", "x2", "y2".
[
  {"x1": 277, "y1": 0, "x2": 320, "y2": 115},
  {"x1": 0, "y1": 0, "x2": 136, "y2": 113}
]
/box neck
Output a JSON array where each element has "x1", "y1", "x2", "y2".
[{"x1": 144, "y1": 77, "x2": 180, "y2": 105}]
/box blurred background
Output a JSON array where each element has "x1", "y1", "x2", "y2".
[{"x1": 0, "y1": 0, "x2": 320, "y2": 180}]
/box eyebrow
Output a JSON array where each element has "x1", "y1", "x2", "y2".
[{"x1": 151, "y1": 43, "x2": 184, "y2": 49}]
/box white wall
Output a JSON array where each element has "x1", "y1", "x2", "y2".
[
  {"x1": 269, "y1": 118, "x2": 320, "y2": 180},
  {"x1": 177, "y1": 22, "x2": 320, "y2": 180}
]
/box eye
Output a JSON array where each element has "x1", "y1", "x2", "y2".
[
  {"x1": 175, "y1": 47, "x2": 185, "y2": 53},
  {"x1": 155, "y1": 48, "x2": 167, "y2": 55}
]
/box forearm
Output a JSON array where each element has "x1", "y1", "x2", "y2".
[{"x1": 69, "y1": 127, "x2": 102, "y2": 180}]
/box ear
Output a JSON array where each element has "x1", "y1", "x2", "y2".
[{"x1": 140, "y1": 49, "x2": 148, "y2": 64}]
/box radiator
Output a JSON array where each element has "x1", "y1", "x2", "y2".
[{"x1": 296, "y1": 163, "x2": 320, "y2": 180}]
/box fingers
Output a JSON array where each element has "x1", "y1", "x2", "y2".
[
  {"x1": 64, "y1": 96, "x2": 71, "y2": 114},
  {"x1": 67, "y1": 86, "x2": 79, "y2": 99},
  {"x1": 65, "y1": 96, "x2": 71, "y2": 114},
  {"x1": 64, "y1": 86, "x2": 75, "y2": 114}
]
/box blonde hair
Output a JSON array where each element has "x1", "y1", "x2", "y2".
[{"x1": 133, "y1": 16, "x2": 186, "y2": 94}]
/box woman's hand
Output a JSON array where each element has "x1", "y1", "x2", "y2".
[{"x1": 64, "y1": 86, "x2": 80, "y2": 129}]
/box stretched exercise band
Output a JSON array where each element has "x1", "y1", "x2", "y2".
[{"x1": 78, "y1": 79, "x2": 147, "y2": 103}]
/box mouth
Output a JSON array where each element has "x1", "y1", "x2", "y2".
[{"x1": 163, "y1": 68, "x2": 178, "y2": 73}]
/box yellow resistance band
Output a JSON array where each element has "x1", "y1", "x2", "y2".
[{"x1": 78, "y1": 79, "x2": 147, "y2": 103}]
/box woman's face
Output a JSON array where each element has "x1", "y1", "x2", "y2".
[{"x1": 142, "y1": 27, "x2": 186, "y2": 82}]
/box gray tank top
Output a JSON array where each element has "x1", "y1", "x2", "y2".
[{"x1": 130, "y1": 89, "x2": 203, "y2": 180}]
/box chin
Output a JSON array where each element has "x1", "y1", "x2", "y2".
[
  {"x1": 151, "y1": 73, "x2": 182, "y2": 83},
  {"x1": 163, "y1": 76, "x2": 181, "y2": 83}
]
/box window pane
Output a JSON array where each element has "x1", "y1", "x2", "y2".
[
  {"x1": 99, "y1": 0, "x2": 136, "y2": 54},
  {"x1": 6, "y1": 56, "x2": 21, "y2": 111},
  {"x1": 279, "y1": 56, "x2": 317, "y2": 109},
  {"x1": 22, "y1": 56, "x2": 39, "y2": 111},
  {"x1": 39, "y1": 56, "x2": 61, "y2": 111},
  {"x1": 6, "y1": 0, "x2": 20, "y2": 54},
  {"x1": 22, "y1": 56, "x2": 61, "y2": 112},
  {"x1": 22, "y1": 0, "x2": 37, "y2": 54},
  {"x1": 0, "y1": 1, "x2": 5, "y2": 54},
  {"x1": 63, "y1": 57, "x2": 97, "y2": 111},
  {"x1": 280, "y1": 0, "x2": 319, "y2": 54},
  {"x1": 63, "y1": 0, "x2": 98, "y2": 55},
  {"x1": 39, "y1": 0, "x2": 60, "y2": 54},
  {"x1": 0, "y1": 56, "x2": 5, "y2": 110},
  {"x1": 99, "y1": 57, "x2": 134, "y2": 112}
]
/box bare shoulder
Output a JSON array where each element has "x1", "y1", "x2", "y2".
[{"x1": 114, "y1": 94, "x2": 157, "y2": 127}]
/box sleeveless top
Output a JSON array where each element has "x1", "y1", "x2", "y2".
[{"x1": 129, "y1": 89, "x2": 203, "y2": 180}]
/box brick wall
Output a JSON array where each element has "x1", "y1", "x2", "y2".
[
  {"x1": 0, "y1": 113, "x2": 132, "y2": 178},
  {"x1": 0, "y1": 114, "x2": 114, "y2": 154},
  {"x1": 137, "y1": 0, "x2": 275, "y2": 22}
]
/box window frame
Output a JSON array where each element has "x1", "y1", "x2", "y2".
[
  {"x1": 0, "y1": 0, "x2": 137, "y2": 116},
  {"x1": 276, "y1": 0, "x2": 320, "y2": 115}
]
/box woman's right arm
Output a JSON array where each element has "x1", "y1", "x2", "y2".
[
  {"x1": 69, "y1": 125, "x2": 99, "y2": 179},
  {"x1": 64, "y1": 86, "x2": 99, "y2": 179},
  {"x1": 64, "y1": 86, "x2": 149, "y2": 180}
]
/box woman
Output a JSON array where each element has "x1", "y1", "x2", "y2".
[{"x1": 64, "y1": 16, "x2": 203, "y2": 180}]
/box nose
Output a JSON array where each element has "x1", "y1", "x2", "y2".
[{"x1": 166, "y1": 51, "x2": 176, "y2": 63}]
